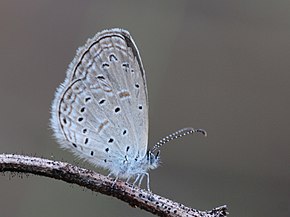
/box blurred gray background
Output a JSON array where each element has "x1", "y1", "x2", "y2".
[{"x1": 0, "y1": 1, "x2": 289, "y2": 216}]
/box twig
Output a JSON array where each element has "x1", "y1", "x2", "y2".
[{"x1": 0, "y1": 154, "x2": 228, "y2": 217}]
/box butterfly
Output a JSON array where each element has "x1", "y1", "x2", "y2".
[{"x1": 50, "y1": 28, "x2": 206, "y2": 191}]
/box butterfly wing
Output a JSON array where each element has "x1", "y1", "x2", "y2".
[{"x1": 50, "y1": 29, "x2": 149, "y2": 170}]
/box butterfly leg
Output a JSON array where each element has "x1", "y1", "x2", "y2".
[
  {"x1": 107, "y1": 172, "x2": 118, "y2": 187},
  {"x1": 111, "y1": 176, "x2": 118, "y2": 187},
  {"x1": 126, "y1": 177, "x2": 131, "y2": 183},
  {"x1": 132, "y1": 174, "x2": 141, "y2": 187},
  {"x1": 145, "y1": 172, "x2": 151, "y2": 192},
  {"x1": 138, "y1": 174, "x2": 145, "y2": 187},
  {"x1": 126, "y1": 177, "x2": 134, "y2": 189}
]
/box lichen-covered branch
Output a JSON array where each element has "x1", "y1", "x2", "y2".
[{"x1": 0, "y1": 154, "x2": 228, "y2": 217}]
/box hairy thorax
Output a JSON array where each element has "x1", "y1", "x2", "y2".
[{"x1": 109, "y1": 152, "x2": 159, "y2": 179}]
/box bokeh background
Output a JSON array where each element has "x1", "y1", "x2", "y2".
[{"x1": 0, "y1": 1, "x2": 289, "y2": 216}]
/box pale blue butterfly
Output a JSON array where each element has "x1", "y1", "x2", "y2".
[{"x1": 50, "y1": 28, "x2": 206, "y2": 191}]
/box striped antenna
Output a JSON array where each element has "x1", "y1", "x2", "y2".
[{"x1": 151, "y1": 127, "x2": 207, "y2": 153}]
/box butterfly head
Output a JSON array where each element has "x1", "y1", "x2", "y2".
[{"x1": 146, "y1": 150, "x2": 160, "y2": 170}]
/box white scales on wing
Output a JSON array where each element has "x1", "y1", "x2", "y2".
[{"x1": 50, "y1": 28, "x2": 206, "y2": 191}]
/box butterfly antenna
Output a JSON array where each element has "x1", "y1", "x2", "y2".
[{"x1": 151, "y1": 127, "x2": 207, "y2": 153}]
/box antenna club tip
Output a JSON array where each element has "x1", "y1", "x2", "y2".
[{"x1": 195, "y1": 129, "x2": 207, "y2": 137}]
